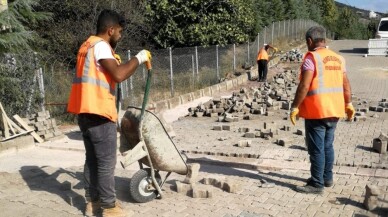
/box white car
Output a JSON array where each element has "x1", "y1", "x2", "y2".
[{"x1": 376, "y1": 17, "x2": 388, "y2": 39}]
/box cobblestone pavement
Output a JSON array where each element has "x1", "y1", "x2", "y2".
[{"x1": 0, "y1": 40, "x2": 387, "y2": 217}]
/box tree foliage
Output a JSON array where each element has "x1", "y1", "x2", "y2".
[
  {"x1": 144, "y1": 0, "x2": 256, "y2": 48},
  {"x1": 0, "y1": 0, "x2": 50, "y2": 53}
]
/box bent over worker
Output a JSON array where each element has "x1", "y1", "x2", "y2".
[
  {"x1": 67, "y1": 9, "x2": 151, "y2": 217},
  {"x1": 290, "y1": 26, "x2": 355, "y2": 194},
  {"x1": 256, "y1": 44, "x2": 277, "y2": 82}
]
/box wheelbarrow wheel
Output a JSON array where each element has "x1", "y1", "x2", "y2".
[{"x1": 129, "y1": 168, "x2": 162, "y2": 203}]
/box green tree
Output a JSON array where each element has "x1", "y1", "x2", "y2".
[
  {"x1": 284, "y1": 0, "x2": 309, "y2": 20},
  {"x1": 270, "y1": 0, "x2": 285, "y2": 21},
  {"x1": 145, "y1": 0, "x2": 256, "y2": 48},
  {"x1": 319, "y1": 0, "x2": 338, "y2": 30},
  {"x1": 0, "y1": 0, "x2": 50, "y2": 53},
  {"x1": 306, "y1": 1, "x2": 323, "y2": 23},
  {"x1": 336, "y1": 7, "x2": 367, "y2": 39}
]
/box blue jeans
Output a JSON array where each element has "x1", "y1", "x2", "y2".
[
  {"x1": 78, "y1": 114, "x2": 117, "y2": 208},
  {"x1": 305, "y1": 118, "x2": 338, "y2": 188}
]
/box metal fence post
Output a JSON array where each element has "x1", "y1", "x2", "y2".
[
  {"x1": 247, "y1": 42, "x2": 250, "y2": 65},
  {"x1": 127, "y1": 50, "x2": 133, "y2": 92},
  {"x1": 195, "y1": 46, "x2": 199, "y2": 76},
  {"x1": 38, "y1": 67, "x2": 46, "y2": 112},
  {"x1": 283, "y1": 20, "x2": 286, "y2": 37},
  {"x1": 233, "y1": 44, "x2": 236, "y2": 72},
  {"x1": 257, "y1": 33, "x2": 260, "y2": 54},
  {"x1": 278, "y1": 21, "x2": 280, "y2": 40},
  {"x1": 192, "y1": 55, "x2": 195, "y2": 86},
  {"x1": 264, "y1": 26, "x2": 266, "y2": 45},
  {"x1": 169, "y1": 47, "x2": 174, "y2": 97},
  {"x1": 271, "y1": 22, "x2": 274, "y2": 43},
  {"x1": 216, "y1": 45, "x2": 220, "y2": 81}
]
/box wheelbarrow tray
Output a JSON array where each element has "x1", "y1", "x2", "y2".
[{"x1": 120, "y1": 106, "x2": 188, "y2": 175}]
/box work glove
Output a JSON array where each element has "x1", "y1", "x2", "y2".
[
  {"x1": 274, "y1": 47, "x2": 279, "y2": 52},
  {"x1": 345, "y1": 103, "x2": 355, "y2": 121},
  {"x1": 290, "y1": 107, "x2": 299, "y2": 126},
  {"x1": 114, "y1": 54, "x2": 121, "y2": 64},
  {"x1": 135, "y1": 50, "x2": 152, "y2": 65}
]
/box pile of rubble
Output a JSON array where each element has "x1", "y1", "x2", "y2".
[
  {"x1": 280, "y1": 49, "x2": 304, "y2": 62},
  {"x1": 25, "y1": 110, "x2": 63, "y2": 141},
  {"x1": 188, "y1": 70, "x2": 299, "y2": 120}
]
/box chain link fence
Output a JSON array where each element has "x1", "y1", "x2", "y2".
[{"x1": 0, "y1": 19, "x2": 328, "y2": 123}]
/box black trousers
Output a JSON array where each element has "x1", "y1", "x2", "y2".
[
  {"x1": 78, "y1": 113, "x2": 117, "y2": 208},
  {"x1": 257, "y1": 59, "x2": 268, "y2": 81}
]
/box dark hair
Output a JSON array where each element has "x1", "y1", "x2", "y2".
[
  {"x1": 96, "y1": 9, "x2": 126, "y2": 34},
  {"x1": 306, "y1": 26, "x2": 326, "y2": 43}
]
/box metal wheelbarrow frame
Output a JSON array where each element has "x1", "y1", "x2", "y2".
[{"x1": 119, "y1": 62, "x2": 188, "y2": 203}]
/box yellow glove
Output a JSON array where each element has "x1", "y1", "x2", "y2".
[
  {"x1": 114, "y1": 54, "x2": 122, "y2": 64},
  {"x1": 274, "y1": 47, "x2": 279, "y2": 52},
  {"x1": 135, "y1": 50, "x2": 152, "y2": 65},
  {"x1": 290, "y1": 107, "x2": 299, "y2": 126},
  {"x1": 345, "y1": 103, "x2": 355, "y2": 121}
]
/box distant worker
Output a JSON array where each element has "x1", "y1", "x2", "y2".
[
  {"x1": 256, "y1": 44, "x2": 277, "y2": 82},
  {"x1": 290, "y1": 26, "x2": 355, "y2": 194},
  {"x1": 67, "y1": 9, "x2": 151, "y2": 217}
]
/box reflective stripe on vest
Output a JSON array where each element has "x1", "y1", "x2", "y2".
[
  {"x1": 72, "y1": 76, "x2": 115, "y2": 95},
  {"x1": 298, "y1": 48, "x2": 346, "y2": 119},
  {"x1": 73, "y1": 45, "x2": 116, "y2": 95},
  {"x1": 306, "y1": 53, "x2": 343, "y2": 96}
]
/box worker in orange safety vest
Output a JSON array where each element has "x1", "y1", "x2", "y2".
[
  {"x1": 67, "y1": 9, "x2": 151, "y2": 217},
  {"x1": 256, "y1": 43, "x2": 277, "y2": 82},
  {"x1": 290, "y1": 26, "x2": 355, "y2": 194}
]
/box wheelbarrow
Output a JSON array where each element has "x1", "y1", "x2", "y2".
[{"x1": 119, "y1": 60, "x2": 188, "y2": 203}]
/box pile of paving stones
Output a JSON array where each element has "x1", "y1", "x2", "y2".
[
  {"x1": 188, "y1": 70, "x2": 299, "y2": 120},
  {"x1": 280, "y1": 49, "x2": 304, "y2": 62},
  {"x1": 24, "y1": 110, "x2": 63, "y2": 141},
  {"x1": 369, "y1": 98, "x2": 388, "y2": 113}
]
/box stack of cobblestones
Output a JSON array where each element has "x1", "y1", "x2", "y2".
[
  {"x1": 280, "y1": 49, "x2": 304, "y2": 62},
  {"x1": 25, "y1": 110, "x2": 63, "y2": 141},
  {"x1": 188, "y1": 70, "x2": 299, "y2": 120},
  {"x1": 369, "y1": 98, "x2": 388, "y2": 113}
]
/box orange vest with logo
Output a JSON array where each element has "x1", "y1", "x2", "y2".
[
  {"x1": 298, "y1": 48, "x2": 345, "y2": 119},
  {"x1": 257, "y1": 48, "x2": 269, "y2": 61},
  {"x1": 67, "y1": 36, "x2": 118, "y2": 122}
]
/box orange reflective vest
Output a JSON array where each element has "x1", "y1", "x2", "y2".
[
  {"x1": 298, "y1": 48, "x2": 346, "y2": 119},
  {"x1": 257, "y1": 48, "x2": 269, "y2": 61},
  {"x1": 67, "y1": 36, "x2": 118, "y2": 122}
]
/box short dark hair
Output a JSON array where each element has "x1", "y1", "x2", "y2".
[
  {"x1": 306, "y1": 26, "x2": 326, "y2": 43},
  {"x1": 96, "y1": 9, "x2": 126, "y2": 34}
]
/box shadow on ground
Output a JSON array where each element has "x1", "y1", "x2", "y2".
[
  {"x1": 19, "y1": 166, "x2": 85, "y2": 214},
  {"x1": 339, "y1": 48, "x2": 368, "y2": 54}
]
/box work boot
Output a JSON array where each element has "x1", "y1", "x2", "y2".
[
  {"x1": 306, "y1": 177, "x2": 334, "y2": 187},
  {"x1": 295, "y1": 184, "x2": 323, "y2": 194},
  {"x1": 84, "y1": 201, "x2": 101, "y2": 217},
  {"x1": 102, "y1": 202, "x2": 133, "y2": 217}
]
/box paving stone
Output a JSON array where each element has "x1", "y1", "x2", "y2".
[
  {"x1": 192, "y1": 186, "x2": 212, "y2": 198},
  {"x1": 222, "y1": 125, "x2": 231, "y2": 131},
  {"x1": 175, "y1": 181, "x2": 194, "y2": 195},
  {"x1": 237, "y1": 140, "x2": 252, "y2": 147},
  {"x1": 213, "y1": 126, "x2": 222, "y2": 131},
  {"x1": 372, "y1": 138, "x2": 387, "y2": 154},
  {"x1": 244, "y1": 133, "x2": 255, "y2": 138},
  {"x1": 183, "y1": 163, "x2": 201, "y2": 184}
]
